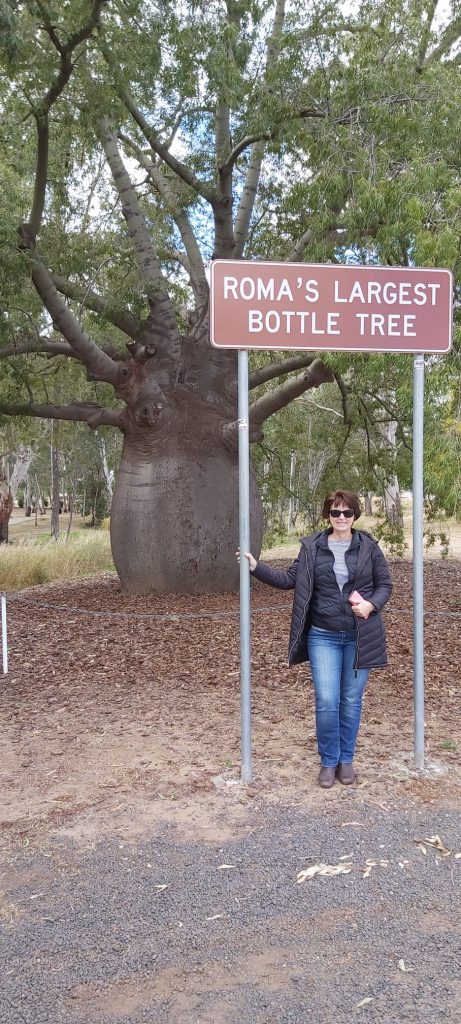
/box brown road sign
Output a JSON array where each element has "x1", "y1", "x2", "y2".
[{"x1": 210, "y1": 260, "x2": 453, "y2": 353}]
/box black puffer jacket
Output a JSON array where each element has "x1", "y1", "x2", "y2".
[{"x1": 252, "y1": 529, "x2": 392, "y2": 669}]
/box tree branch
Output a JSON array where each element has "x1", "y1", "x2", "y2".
[
  {"x1": 29, "y1": 1, "x2": 105, "y2": 236},
  {"x1": 213, "y1": 7, "x2": 237, "y2": 259},
  {"x1": 117, "y1": 132, "x2": 208, "y2": 304},
  {"x1": 415, "y1": 1, "x2": 440, "y2": 71},
  {"x1": 221, "y1": 135, "x2": 268, "y2": 173},
  {"x1": 224, "y1": 357, "x2": 333, "y2": 444},
  {"x1": 50, "y1": 272, "x2": 141, "y2": 339},
  {"x1": 101, "y1": 50, "x2": 216, "y2": 204},
  {"x1": 29, "y1": 115, "x2": 49, "y2": 237},
  {"x1": 424, "y1": 12, "x2": 461, "y2": 66},
  {"x1": 360, "y1": 389, "x2": 410, "y2": 448},
  {"x1": 0, "y1": 336, "x2": 74, "y2": 359},
  {"x1": 233, "y1": 142, "x2": 266, "y2": 259},
  {"x1": 233, "y1": 0, "x2": 286, "y2": 258},
  {"x1": 17, "y1": 233, "x2": 121, "y2": 384},
  {"x1": 0, "y1": 332, "x2": 126, "y2": 363},
  {"x1": 100, "y1": 121, "x2": 180, "y2": 356},
  {"x1": 295, "y1": 397, "x2": 343, "y2": 418},
  {"x1": 286, "y1": 192, "x2": 353, "y2": 262},
  {"x1": 214, "y1": 98, "x2": 235, "y2": 257},
  {"x1": 221, "y1": 108, "x2": 327, "y2": 175},
  {"x1": 0, "y1": 401, "x2": 125, "y2": 430},
  {"x1": 249, "y1": 354, "x2": 317, "y2": 389},
  {"x1": 333, "y1": 371, "x2": 351, "y2": 426},
  {"x1": 249, "y1": 358, "x2": 334, "y2": 429}
]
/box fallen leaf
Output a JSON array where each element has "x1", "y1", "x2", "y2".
[
  {"x1": 297, "y1": 862, "x2": 353, "y2": 882},
  {"x1": 154, "y1": 884, "x2": 169, "y2": 893},
  {"x1": 356, "y1": 997, "x2": 373, "y2": 1008},
  {"x1": 423, "y1": 834, "x2": 452, "y2": 857},
  {"x1": 398, "y1": 959, "x2": 414, "y2": 972},
  {"x1": 297, "y1": 865, "x2": 321, "y2": 881},
  {"x1": 414, "y1": 835, "x2": 451, "y2": 857}
]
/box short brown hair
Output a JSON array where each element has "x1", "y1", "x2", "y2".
[{"x1": 322, "y1": 489, "x2": 362, "y2": 520}]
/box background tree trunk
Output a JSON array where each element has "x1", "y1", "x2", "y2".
[
  {"x1": 50, "y1": 422, "x2": 60, "y2": 540},
  {"x1": 0, "y1": 477, "x2": 13, "y2": 544},
  {"x1": 9, "y1": 446, "x2": 34, "y2": 501},
  {"x1": 376, "y1": 396, "x2": 404, "y2": 528},
  {"x1": 96, "y1": 431, "x2": 113, "y2": 504},
  {"x1": 288, "y1": 452, "x2": 297, "y2": 530}
]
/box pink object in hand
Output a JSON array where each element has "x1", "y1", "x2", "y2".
[{"x1": 348, "y1": 590, "x2": 363, "y2": 605}]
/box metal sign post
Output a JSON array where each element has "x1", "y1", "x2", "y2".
[
  {"x1": 238, "y1": 349, "x2": 252, "y2": 783},
  {"x1": 210, "y1": 260, "x2": 453, "y2": 780},
  {"x1": 413, "y1": 355, "x2": 425, "y2": 767}
]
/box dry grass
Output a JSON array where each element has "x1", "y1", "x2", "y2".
[{"x1": 0, "y1": 533, "x2": 113, "y2": 591}]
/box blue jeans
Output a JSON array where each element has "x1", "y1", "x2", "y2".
[{"x1": 307, "y1": 626, "x2": 369, "y2": 768}]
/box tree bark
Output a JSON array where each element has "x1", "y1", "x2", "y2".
[
  {"x1": 9, "y1": 446, "x2": 34, "y2": 500},
  {"x1": 96, "y1": 432, "x2": 113, "y2": 504},
  {"x1": 50, "y1": 422, "x2": 60, "y2": 540},
  {"x1": 0, "y1": 478, "x2": 13, "y2": 544},
  {"x1": 110, "y1": 433, "x2": 263, "y2": 594},
  {"x1": 377, "y1": 412, "x2": 404, "y2": 528}
]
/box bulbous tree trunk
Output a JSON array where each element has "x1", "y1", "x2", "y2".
[{"x1": 110, "y1": 431, "x2": 263, "y2": 595}]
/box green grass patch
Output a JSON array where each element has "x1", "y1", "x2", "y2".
[
  {"x1": 0, "y1": 532, "x2": 114, "y2": 591},
  {"x1": 440, "y1": 738, "x2": 457, "y2": 751}
]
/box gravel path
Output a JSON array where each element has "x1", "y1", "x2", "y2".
[{"x1": 1, "y1": 796, "x2": 460, "y2": 1024}]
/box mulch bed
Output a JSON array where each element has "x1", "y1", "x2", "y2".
[{"x1": 1, "y1": 558, "x2": 460, "y2": 848}]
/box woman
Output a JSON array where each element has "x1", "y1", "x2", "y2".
[{"x1": 241, "y1": 489, "x2": 392, "y2": 789}]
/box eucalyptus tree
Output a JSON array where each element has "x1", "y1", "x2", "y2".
[{"x1": 1, "y1": 1, "x2": 461, "y2": 591}]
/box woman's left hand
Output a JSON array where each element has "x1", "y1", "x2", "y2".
[{"x1": 351, "y1": 599, "x2": 375, "y2": 620}]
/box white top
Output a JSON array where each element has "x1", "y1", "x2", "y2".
[{"x1": 328, "y1": 537, "x2": 351, "y2": 591}]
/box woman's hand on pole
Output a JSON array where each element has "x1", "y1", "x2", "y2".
[{"x1": 236, "y1": 549, "x2": 257, "y2": 572}]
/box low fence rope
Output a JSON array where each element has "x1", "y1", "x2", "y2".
[
  {"x1": 2, "y1": 592, "x2": 460, "y2": 677},
  {"x1": 6, "y1": 593, "x2": 461, "y2": 621}
]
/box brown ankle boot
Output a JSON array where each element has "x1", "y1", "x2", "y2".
[
  {"x1": 336, "y1": 763, "x2": 356, "y2": 785},
  {"x1": 318, "y1": 766, "x2": 336, "y2": 789}
]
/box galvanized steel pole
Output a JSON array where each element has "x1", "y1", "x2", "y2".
[
  {"x1": 238, "y1": 349, "x2": 252, "y2": 783},
  {"x1": 413, "y1": 354, "x2": 425, "y2": 769}
]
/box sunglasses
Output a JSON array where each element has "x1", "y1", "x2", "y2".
[{"x1": 329, "y1": 508, "x2": 354, "y2": 519}]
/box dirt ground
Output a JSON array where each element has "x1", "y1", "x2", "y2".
[{"x1": 1, "y1": 557, "x2": 461, "y2": 855}]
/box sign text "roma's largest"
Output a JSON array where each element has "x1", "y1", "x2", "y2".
[{"x1": 210, "y1": 261, "x2": 452, "y2": 353}]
